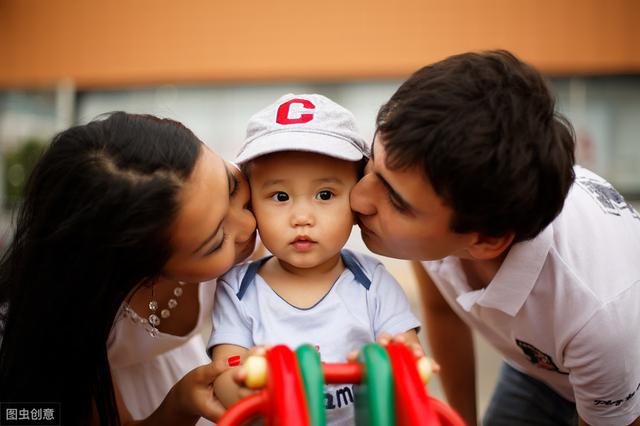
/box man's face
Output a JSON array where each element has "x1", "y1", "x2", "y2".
[{"x1": 350, "y1": 135, "x2": 475, "y2": 261}]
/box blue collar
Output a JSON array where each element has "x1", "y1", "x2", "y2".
[{"x1": 236, "y1": 250, "x2": 371, "y2": 300}]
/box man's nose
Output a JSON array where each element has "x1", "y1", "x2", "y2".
[{"x1": 350, "y1": 174, "x2": 377, "y2": 216}]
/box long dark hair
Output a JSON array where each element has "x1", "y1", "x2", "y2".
[{"x1": 0, "y1": 112, "x2": 202, "y2": 424}]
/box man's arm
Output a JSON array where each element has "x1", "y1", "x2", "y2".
[
  {"x1": 412, "y1": 260, "x2": 477, "y2": 426},
  {"x1": 579, "y1": 415, "x2": 640, "y2": 426}
]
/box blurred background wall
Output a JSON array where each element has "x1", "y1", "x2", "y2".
[{"x1": 1, "y1": 0, "x2": 639, "y2": 414}]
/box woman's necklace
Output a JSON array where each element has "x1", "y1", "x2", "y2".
[{"x1": 123, "y1": 280, "x2": 186, "y2": 337}]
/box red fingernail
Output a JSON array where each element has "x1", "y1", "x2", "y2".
[{"x1": 227, "y1": 355, "x2": 241, "y2": 367}]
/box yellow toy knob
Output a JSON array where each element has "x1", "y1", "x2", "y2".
[
  {"x1": 244, "y1": 355, "x2": 268, "y2": 389},
  {"x1": 417, "y1": 356, "x2": 433, "y2": 384}
]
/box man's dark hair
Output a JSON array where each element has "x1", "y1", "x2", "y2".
[{"x1": 377, "y1": 50, "x2": 575, "y2": 242}]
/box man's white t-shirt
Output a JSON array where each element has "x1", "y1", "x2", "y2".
[
  {"x1": 208, "y1": 249, "x2": 421, "y2": 426},
  {"x1": 422, "y1": 166, "x2": 640, "y2": 425}
]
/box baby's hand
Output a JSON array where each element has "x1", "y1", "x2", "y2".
[
  {"x1": 347, "y1": 332, "x2": 440, "y2": 383},
  {"x1": 232, "y1": 346, "x2": 269, "y2": 400},
  {"x1": 212, "y1": 344, "x2": 264, "y2": 408},
  {"x1": 347, "y1": 332, "x2": 425, "y2": 360},
  {"x1": 378, "y1": 332, "x2": 425, "y2": 358}
]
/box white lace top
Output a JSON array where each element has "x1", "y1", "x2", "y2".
[{"x1": 108, "y1": 281, "x2": 215, "y2": 425}]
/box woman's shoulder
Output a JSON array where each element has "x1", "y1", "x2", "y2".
[{"x1": 108, "y1": 281, "x2": 214, "y2": 367}]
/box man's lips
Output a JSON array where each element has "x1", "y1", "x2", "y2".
[{"x1": 357, "y1": 218, "x2": 375, "y2": 236}]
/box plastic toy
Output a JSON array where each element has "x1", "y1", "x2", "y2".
[{"x1": 217, "y1": 342, "x2": 466, "y2": 426}]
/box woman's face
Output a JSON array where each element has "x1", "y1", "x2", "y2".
[{"x1": 162, "y1": 146, "x2": 256, "y2": 282}]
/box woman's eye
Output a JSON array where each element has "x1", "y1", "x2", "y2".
[
  {"x1": 204, "y1": 231, "x2": 226, "y2": 256},
  {"x1": 271, "y1": 192, "x2": 289, "y2": 202},
  {"x1": 316, "y1": 190, "x2": 333, "y2": 201}
]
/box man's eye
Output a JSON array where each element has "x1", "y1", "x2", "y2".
[
  {"x1": 315, "y1": 190, "x2": 333, "y2": 201},
  {"x1": 388, "y1": 194, "x2": 408, "y2": 212},
  {"x1": 271, "y1": 192, "x2": 289, "y2": 202}
]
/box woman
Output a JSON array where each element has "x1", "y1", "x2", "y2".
[{"x1": 0, "y1": 112, "x2": 256, "y2": 425}]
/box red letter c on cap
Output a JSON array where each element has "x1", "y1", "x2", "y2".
[{"x1": 276, "y1": 99, "x2": 315, "y2": 124}]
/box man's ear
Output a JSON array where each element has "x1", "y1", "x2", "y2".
[{"x1": 467, "y1": 231, "x2": 515, "y2": 260}]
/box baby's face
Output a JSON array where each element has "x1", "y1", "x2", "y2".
[{"x1": 248, "y1": 151, "x2": 357, "y2": 269}]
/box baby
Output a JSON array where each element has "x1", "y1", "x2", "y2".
[{"x1": 208, "y1": 94, "x2": 421, "y2": 424}]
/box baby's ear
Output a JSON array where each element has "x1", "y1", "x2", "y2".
[{"x1": 467, "y1": 231, "x2": 515, "y2": 260}]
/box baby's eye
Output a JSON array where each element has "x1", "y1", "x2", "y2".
[
  {"x1": 315, "y1": 190, "x2": 333, "y2": 201},
  {"x1": 271, "y1": 192, "x2": 289, "y2": 202}
]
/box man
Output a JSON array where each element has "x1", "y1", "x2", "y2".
[{"x1": 350, "y1": 50, "x2": 640, "y2": 425}]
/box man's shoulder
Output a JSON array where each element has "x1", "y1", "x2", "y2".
[
  {"x1": 546, "y1": 166, "x2": 640, "y2": 296},
  {"x1": 564, "y1": 166, "x2": 639, "y2": 223}
]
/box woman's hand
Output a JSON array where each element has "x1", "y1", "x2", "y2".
[
  {"x1": 210, "y1": 345, "x2": 265, "y2": 409},
  {"x1": 167, "y1": 359, "x2": 229, "y2": 423},
  {"x1": 117, "y1": 360, "x2": 229, "y2": 426}
]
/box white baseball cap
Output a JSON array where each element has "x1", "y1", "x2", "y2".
[{"x1": 235, "y1": 93, "x2": 369, "y2": 164}]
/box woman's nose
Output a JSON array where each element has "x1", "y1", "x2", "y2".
[
  {"x1": 350, "y1": 173, "x2": 377, "y2": 216},
  {"x1": 235, "y1": 207, "x2": 256, "y2": 243}
]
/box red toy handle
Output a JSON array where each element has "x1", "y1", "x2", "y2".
[
  {"x1": 217, "y1": 391, "x2": 267, "y2": 426},
  {"x1": 265, "y1": 345, "x2": 311, "y2": 426},
  {"x1": 429, "y1": 397, "x2": 467, "y2": 426},
  {"x1": 218, "y1": 344, "x2": 466, "y2": 426},
  {"x1": 386, "y1": 342, "x2": 439, "y2": 426},
  {"x1": 323, "y1": 362, "x2": 362, "y2": 384}
]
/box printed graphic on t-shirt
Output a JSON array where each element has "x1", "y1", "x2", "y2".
[
  {"x1": 316, "y1": 346, "x2": 354, "y2": 412},
  {"x1": 576, "y1": 176, "x2": 640, "y2": 221},
  {"x1": 325, "y1": 385, "x2": 354, "y2": 410},
  {"x1": 515, "y1": 339, "x2": 569, "y2": 375},
  {"x1": 593, "y1": 382, "x2": 640, "y2": 407}
]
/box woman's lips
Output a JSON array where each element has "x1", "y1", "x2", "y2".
[{"x1": 237, "y1": 236, "x2": 257, "y2": 262}]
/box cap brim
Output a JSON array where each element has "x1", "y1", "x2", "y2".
[{"x1": 235, "y1": 131, "x2": 365, "y2": 164}]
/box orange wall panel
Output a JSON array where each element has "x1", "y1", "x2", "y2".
[{"x1": 1, "y1": 0, "x2": 639, "y2": 88}]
